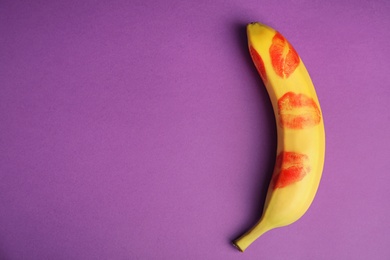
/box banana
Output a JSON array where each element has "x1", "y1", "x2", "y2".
[{"x1": 233, "y1": 22, "x2": 325, "y2": 252}]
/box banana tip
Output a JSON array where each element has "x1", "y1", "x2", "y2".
[{"x1": 232, "y1": 241, "x2": 244, "y2": 252}]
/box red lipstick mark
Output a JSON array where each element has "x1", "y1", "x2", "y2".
[
  {"x1": 249, "y1": 46, "x2": 267, "y2": 82},
  {"x1": 278, "y1": 92, "x2": 321, "y2": 129},
  {"x1": 273, "y1": 151, "x2": 311, "y2": 189},
  {"x1": 269, "y1": 32, "x2": 300, "y2": 78}
]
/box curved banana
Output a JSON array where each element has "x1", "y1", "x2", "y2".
[{"x1": 233, "y1": 22, "x2": 325, "y2": 252}]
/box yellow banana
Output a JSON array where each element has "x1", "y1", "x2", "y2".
[{"x1": 233, "y1": 22, "x2": 325, "y2": 252}]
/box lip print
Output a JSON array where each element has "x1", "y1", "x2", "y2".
[
  {"x1": 273, "y1": 151, "x2": 311, "y2": 189},
  {"x1": 249, "y1": 46, "x2": 267, "y2": 82},
  {"x1": 278, "y1": 92, "x2": 321, "y2": 129},
  {"x1": 269, "y1": 32, "x2": 300, "y2": 78}
]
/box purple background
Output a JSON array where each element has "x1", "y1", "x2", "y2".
[{"x1": 1, "y1": 0, "x2": 390, "y2": 259}]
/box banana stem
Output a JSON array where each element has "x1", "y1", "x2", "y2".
[{"x1": 232, "y1": 221, "x2": 271, "y2": 252}]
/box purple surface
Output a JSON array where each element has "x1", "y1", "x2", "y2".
[{"x1": 1, "y1": 0, "x2": 390, "y2": 259}]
